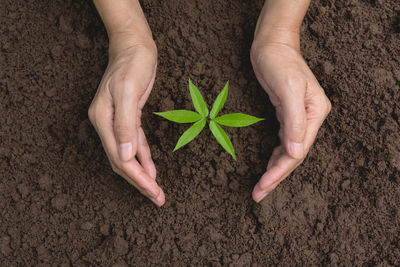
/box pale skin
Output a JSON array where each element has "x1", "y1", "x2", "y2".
[{"x1": 89, "y1": 0, "x2": 331, "y2": 206}]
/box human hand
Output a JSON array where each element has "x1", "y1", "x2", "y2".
[
  {"x1": 88, "y1": 35, "x2": 165, "y2": 206},
  {"x1": 250, "y1": 42, "x2": 331, "y2": 202}
]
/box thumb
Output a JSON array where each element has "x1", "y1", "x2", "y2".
[
  {"x1": 113, "y1": 85, "x2": 139, "y2": 162},
  {"x1": 279, "y1": 85, "x2": 307, "y2": 159}
]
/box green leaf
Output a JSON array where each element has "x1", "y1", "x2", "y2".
[
  {"x1": 154, "y1": 110, "x2": 202, "y2": 123},
  {"x1": 209, "y1": 120, "x2": 236, "y2": 160},
  {"x1": 173, "y1": 118, "x2": 206, "y2": 152},
  {"x1": 189, "y1": 78, "x2": 208, "y2": 117},
  {"x1": 214, "y1": 113, "x2": 264, "y2": 127},
  {"x1": 210, "y1": 81, "x2": 229, "y2": 119}
]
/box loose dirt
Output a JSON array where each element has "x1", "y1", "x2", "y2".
[{"x1": 1, "y1": 0, "x2": 399, "y2": 265}]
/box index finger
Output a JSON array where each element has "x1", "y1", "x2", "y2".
[
  {"x1": 253, "y1": 111, "x2": 327, "y2": 203},
  {"x1": 93, "y1": 104, "x2": 165, "y2": 206},
  {"x1": 253, "y1": 151, "x2": 301, "y2": 202}
]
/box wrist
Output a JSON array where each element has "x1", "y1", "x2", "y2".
[
  {"x1": 253, "y1": 25, "x2": 301, "y2": 53},
  {"x1": 108, "y1": 31, "x2": 156, "y2": 60},
  {"x1": 253, "y1": 0, "x2": 310, "y2": 53}
]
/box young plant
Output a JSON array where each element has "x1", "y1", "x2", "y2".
[{"x1": 154, "y1": 78, "x2": 264, "y2": 160}]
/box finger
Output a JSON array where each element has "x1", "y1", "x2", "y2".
[
  {"x1": 112, "y1": 81, "x2": 139, "y2": 162},
  {"x1": 303, "y1": 94, "x2": 331, "y2": 154},
  {"x1": 252, "y1": 114, "x2": 322, "y2": 203},
  {"x1": 117, "y1": 164, "x2": 165, "y2": 207},
  {"x1": 267, "y1": 145, "x2": 284, "y2": 170},
  {"x1": 120, "y1": 159, "x2": 163, "y2": 201},
  {"x1": 151, "y1": 188, "x2": 165, "y2": 207},
  {"x1": 137, "y1": 127, "x2": 157, "y2": 179},
  {"x1": 266, "y1": 158, "x2": 302, "y2": 194},
  {"x1": 138, "y1": 62, "x2": 157, "y2": 110},
  {"x1": 253, "y1": 95, "x2": 329, "y2": 203},
  {"x1": 253, "y1": 153, "x2": 300, "y2": 202},
  {"x1": 278, "y1": 80, "x2": 307, "y2": 159},
  {"x1": 112, "y1": 49, "x2": 157, "y2": 162},
  {"x1": 254, "y1": 112, "x2": 325, "y2": 202},
  {"x1": 93, "y1": 105, "x2": 164, "y2": 206},
  {"x1": 89, "y1": 100, "x2": 119, "y2": 161}
]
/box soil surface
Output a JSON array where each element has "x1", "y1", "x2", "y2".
[{"x1": 1, "y1": 0, "x2": 399, "y2": 265}]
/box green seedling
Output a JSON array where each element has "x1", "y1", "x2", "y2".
[{"x1": 154, "y1": 78, "x2": 264, "y2": 160}]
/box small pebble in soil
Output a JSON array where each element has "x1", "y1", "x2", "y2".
[
  {"x1": 341, "y1": 179, "x2": 351, "y2": 190},
  {"x1": 50, "y1": 45, "x2": 63, "y2": 58},
  {"x1": 197, "y1": 245, "x2": 207, "y2": 257},
  {"x1": 393, "y1": 69, "x2": 400, "y2": 82},
  {"x1": 323, "y1": 61, "x2": 335, "y2": 75},
  {"x1": 114, "y1": 236, "x2": 129, "y2": 255},
  {"x1": 0, "y1": 236, "x2": 11, "y2": 256},
  {"x1": 228, "y1": 179, "x2": 240, "y2": 191},
  {"x1": 161, "y1": 95, "x2": 174, "y2": 111},
  {"x1": 76, "y1": 32, "x2": 92, "y2": 50},
  {"x1": 100, "y1": 224, "x2": 110, "y2": 236},
  {"x1": 212, "y1": 169, "x2": 227, "y2": 186},
  {"x1": 59, "y1": 15, "x2": 73, "y2": 34},
  {"x1": 81, "y1": 222, "x2": 93, "y2": 230},
  {"x1": 377, "y1": 161, "x2": 386, "y2": 172},
  {"x1": 17, "y1": 183, "x2": 29, "y2": 198},
  {"x1": 51, "y1": 194, "x2": 68, "y2": 210},
  {"x1": 45, "y1": 87, "x2": 57, "y2": 97},
  {"x1": 38, "y1": 174, "x2": 53, "y2": 190}
]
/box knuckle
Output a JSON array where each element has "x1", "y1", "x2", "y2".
[
  {"x1": 276, "y1": 76, "x2": 306, "y2": 100},
  {"x1": 290, "y1": 118, "x2": 306, "y2": 132},
  {"x1": 109, "y1": 67, "x2": 143, "y2": 93},
  {"x1": 114, "y1": 123, "x2": 131, "y2": 137},
  {"x1": 137, "y1": 111, "x2": 142, "y2": 128},
  {"x1": 112, "y1": 77, "x2": 140, "y2": 96},
  {"x1": 318, "y1": 96, "x2": 332, "y2": 119},
  {"x1": 119, "y1": 164, "x2": 136, "y2": 181},
  {"x1": 139, "y1": 42, "x2": 158, "y2": 59},
  {"x1": 287, "y1": 75, "x2": 305, "y2": 89},
  {"x1": 88, "y1": 103, "x2": 96, "y2": 124},
  {"x1": 136, "y1": 168, "x2": 147, "y2": 180},
  {"x1": 250, "y1": 43, "x2": 267, "y2": 66},
  {"x1": 325, "y1": 97, "x2": 332, "y2": 115},
  {"x1": 250, "y1": 47, "x2": 260, "y2": 65}
]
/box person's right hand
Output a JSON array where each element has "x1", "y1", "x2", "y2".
[
  {"x1": 250, "y1": 42, "x2": 331, "y2": 203},
  {"x1": 88, "y1": 35, "x2": 165, "y2": 206}
]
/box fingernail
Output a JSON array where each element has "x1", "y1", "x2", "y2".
[
  {"x1": 119, "y1": 142, "x2": 132, "y2": 161},
  {"x1": 289, "y1": 142, "x2": 304, "y2": 159}
]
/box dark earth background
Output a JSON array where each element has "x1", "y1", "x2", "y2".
[{"x1": 1, "y1": 0, "x2": 399, "y2": 265}]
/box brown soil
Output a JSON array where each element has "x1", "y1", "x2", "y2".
[{"x1": 1, "y1": 0, "x2": 399, "y2": 265}]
